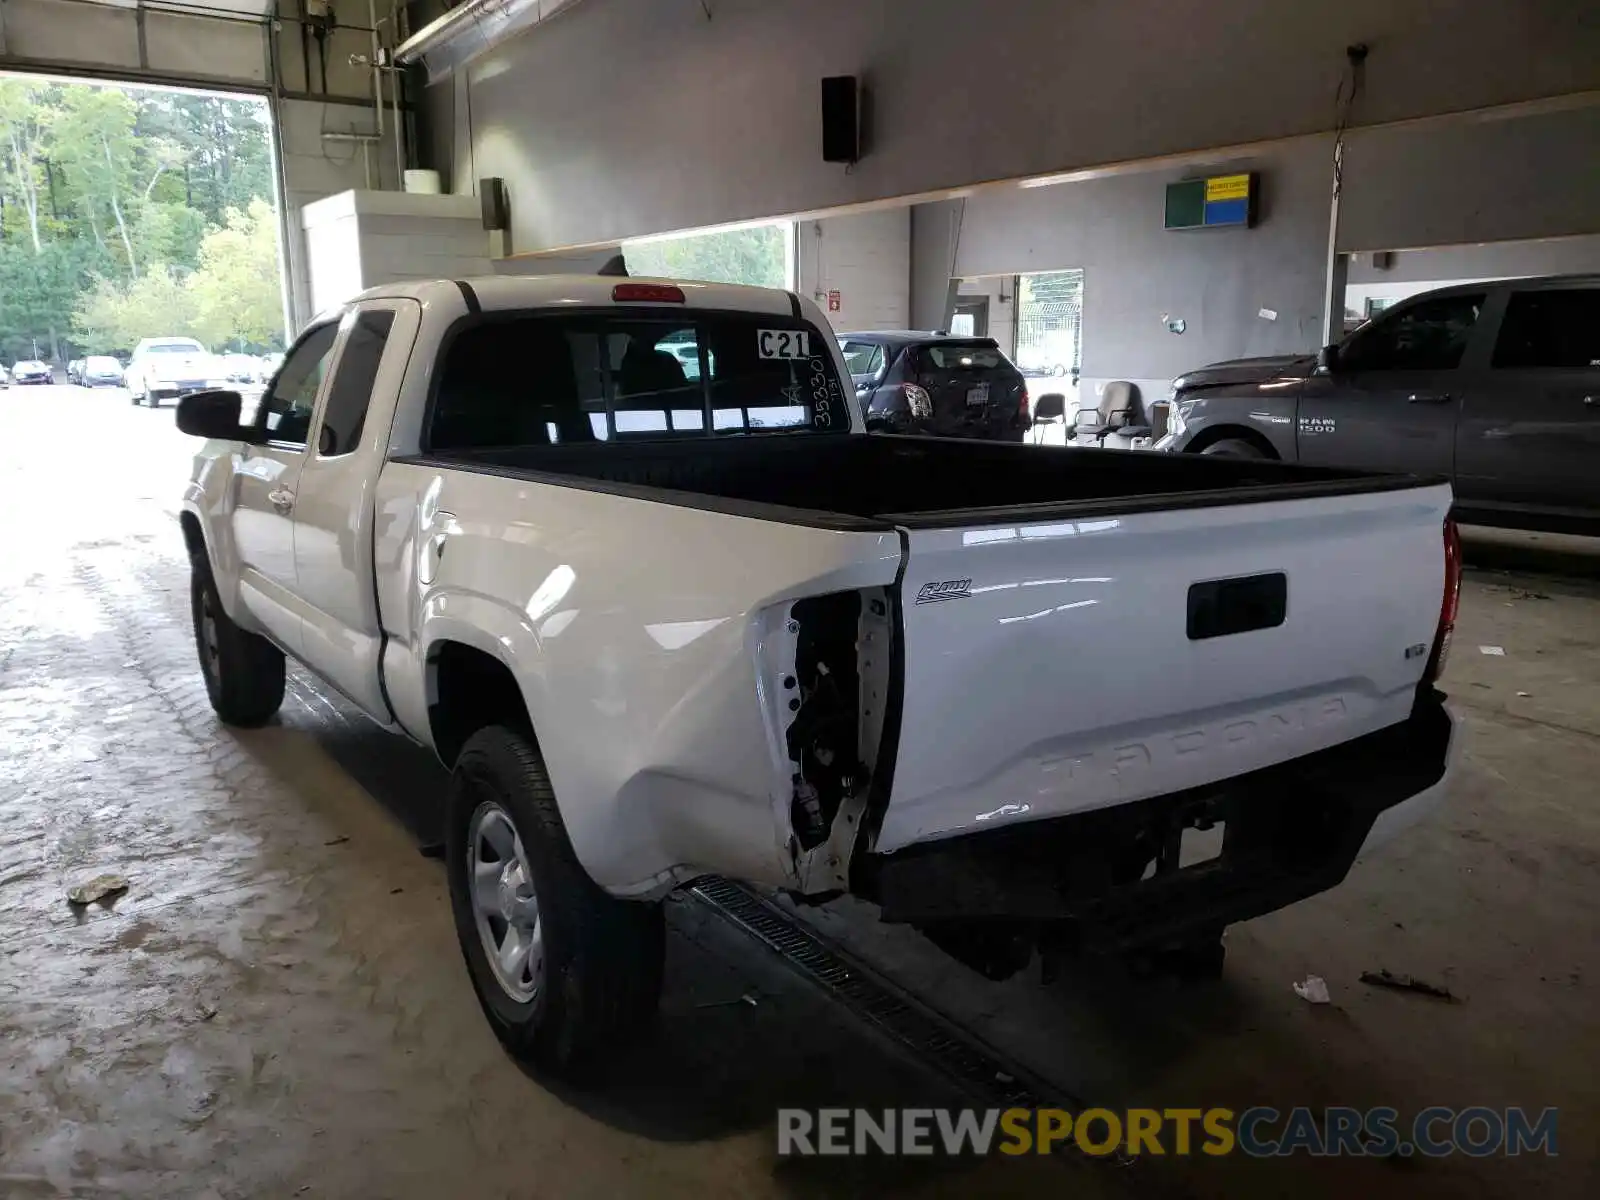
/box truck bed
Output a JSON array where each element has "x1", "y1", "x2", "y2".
[{"x1": 404, "y1": 433, "x2": 1431, "y2": 529}]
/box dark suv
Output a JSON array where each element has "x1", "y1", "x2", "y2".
[
  {"x1": 838, "y1": 331, "x2": 1031, "y2": 442},
  {"x1": 1159, "y1": 276, "x2": 1600, "y2": 533}
]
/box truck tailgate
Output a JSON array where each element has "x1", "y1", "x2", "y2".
[{"x1": 875, "y1": 484, "x2": 1452, "y2": 854}]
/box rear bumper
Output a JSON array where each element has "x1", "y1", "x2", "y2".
[{"x1": 866, "y1": 690, "x2": 1457, "y2": 951}]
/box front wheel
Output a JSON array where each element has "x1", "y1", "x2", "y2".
[
  {"x1": 446, "y1": 726, "x2": 664, "y2": 1077},
  {"x1": 190, "y1": 560, "x2": 285, "y2": 725}
]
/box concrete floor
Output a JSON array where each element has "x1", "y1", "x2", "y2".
[{"x1": 2, "y1": 387, "x2": 1596, "y2": 1197}]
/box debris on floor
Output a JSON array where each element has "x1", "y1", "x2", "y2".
[
  {"x1": 1360, "y1": 969, "x2": 1460, "y2": 1002},
  {"x1": 695, "y1": 991, "x2": 761, "y2": 1010},
  {"x1": 323, "y1": 835, "x2": 350, "y2": 846},
  {"x1": 1292, "y1": 975, "x2": 1331, "y2": 1004},
  {"x1": 1479, "y1": 645, "x2": 1506, "y2": 656},
  {"x1": 1510, "y1": 589, "x2": 1551, "y2": 601},
  {"x1": 66, "y1": 874, "x2": 130, "y2": 906}
]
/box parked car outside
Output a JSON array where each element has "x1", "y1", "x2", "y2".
[
  {"x1": 0, "y1": 364, "x2": 9, "y2": 388},
  {"x1": 67, "y1": 359, "x2": 85, "y2": 385},
  {"x1": 83, "y1": 355, "x2": 125, "y2": 387},
  {"x1": 123, "y1": 337, "x2": 227, "y2": 408},
  {"x1": 838, "y1": 331, "x2": 1032, "y2": 441},
  {"x1": 222, "y1": 354, "x2": 262, "y2": 385},
  {"x1": 12, "y1": 359, "x2": 53, "y2": 385},
  {"x1": 1158, "y1": 275, "x2": 1600, "y2": 534}
]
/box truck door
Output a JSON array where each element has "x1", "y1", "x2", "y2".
[
  {"x1": 233, "y1": 321, "x2": 340, "y2": 654},
  {"x1": 292, "y1": 300, "x2": 419, "y2": 721},
  {"x1": 1456, "y1": 285, "x2": 1600, "y2": 526},
  {"x1": 1297, "y1": 291, "x2": 1485, "y2": 478}
]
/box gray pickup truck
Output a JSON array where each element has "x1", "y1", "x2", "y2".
[{"x1": 1157, "y1": 275, "x2": 1600, "y2": 534}]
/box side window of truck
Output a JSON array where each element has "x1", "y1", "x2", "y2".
[
  {"x1": 317, "y1": 310, "x2": 396, "y2": 456},
  {"x1": 258, "y1": 323, "x2": 339, "y2": 446},
  {"x1": 1340, "y1": 294, "x2": 1485, "y2": 372},
  {"x1": 1491, "y1": 290, "x2": 1600, "y2": 370}
]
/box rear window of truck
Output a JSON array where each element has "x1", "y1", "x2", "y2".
[{"x1": 429, "y1": 310, "x2": 851, "y2": 450}]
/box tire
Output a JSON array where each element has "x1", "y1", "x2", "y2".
[
  {"x1": 1200, "y1": 437, "x2": 1268, "y2": 459},
  {"x1": 446, "y1": 726, "x2": 664, "y2": 1077},
  {"x1": 190, "y1": 558, "x2": 285, "y2": 726}
]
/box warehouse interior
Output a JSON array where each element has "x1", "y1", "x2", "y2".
[{"x1": 1, "y1": 1, "x2": 1598, "y2": 1196}]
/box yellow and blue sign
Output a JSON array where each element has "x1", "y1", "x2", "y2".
[{"x1": 1165, "y1": 173, "x2": 1257, "y2": 230}]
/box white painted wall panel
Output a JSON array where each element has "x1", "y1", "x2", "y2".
[
  {"x1": 4, "y1": 0, "x2": 140, "y2": 64},
  {"x1": 450, "y1": 0, "x2": 1600, "y2": 252},
  {"x1": 1338, "y1": 104, "x2": 1600, "y2": 252},
  {"x1": 144, "y1": 11, "x2": 267, "y2": 83},
  {"x1": 953, "y1": 140, "x2": 1332, "y2": 385},
  {"x1": 794, "y1": 209, "x2": 910, "y2": 333}
]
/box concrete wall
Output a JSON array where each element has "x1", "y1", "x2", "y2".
[
  {"x1": 438, "y1": 0, "x2": 1600, "y2": 253},
  {"x1": 1348, "y1": 235, "x2": 1600, "y2": 286},
  {"x1": 794, "y1": 210, "x2": 911, "y2": 333},
  {"x1": 956, "y1": 277, "x2": 1018, "y2": 357},
  {"x1": 1339, "y1": 104, "x2": 1600, "y2": 252},
  {"x1": 1344, "y1": 234, "x2": 1600, "y2": 317},
  {"x1": 909, "y1": 201, "x2": 963, "y2": 333},
  {"x1": 952, "y1": 139, "x2": 1333, "y2": 396},
  {"x1": 278, "y1": 100, "x2": 401, "y2": 328}
]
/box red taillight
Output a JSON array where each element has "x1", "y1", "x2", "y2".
[
  {"x1": 1019, "y1": 384, "x2": 1031, "y2": 418},
  {"x1": 612, "y1": 282, "x2": 686, "y2": 303},
  {"x1": 1424, "y1": 517, "x2": 1463, "y2": 685}
]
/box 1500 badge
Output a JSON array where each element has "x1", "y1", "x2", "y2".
[
  {"x1": 1299, "y1": 416, "x2": 1336, "y2": 434},
  {"x1": 915, "y1": 579, "x2": 972, "y2": 605}
]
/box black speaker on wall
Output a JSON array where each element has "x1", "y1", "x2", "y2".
[
  {"x1": 821, "y1": 75, "x2": 860, "y2": 163},
  {"x1": 480, "y1": 177, "x2": 509, "y2": 231}
]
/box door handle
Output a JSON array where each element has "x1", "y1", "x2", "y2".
[
  {"x1": 1407, "y1": 391, "x2": 1453, "y2": 405},
  {"x1": 267, "y1": 487, "x2": 295, "y2": 514}
]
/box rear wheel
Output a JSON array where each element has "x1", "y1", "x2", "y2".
[
  {"x1": 446, "y1": 726, "x2": 664, "y2": 1077},
  {"x1": 190, "y1": 559, "x2": 285, "y2": 726},
  {"x1": 1199, "y1": 437, "x2": 1267, "y2": 459}
]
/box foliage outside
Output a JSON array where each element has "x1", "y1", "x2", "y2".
[
  {"x1": 622, "y1": 224, "x2": 791, "y2": 289},
  {"x1": 0, "y1": 78, "x2": 283, "y2": 363}
]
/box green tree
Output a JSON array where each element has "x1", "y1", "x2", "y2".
[
  {"x1": 48, "y1": 86, "x2": 143, "y2": 274},
  {"x1": 74, "y1": 266, "x2": 203, "y2": 350},
  {"x1": 623, "y1": 225, "x2": 789, "y2": 288},
  {"x1": 189, "y1": 198, "x2": 285, "y2": 349},
  {"x1": 0, "y1": 240, "x2": 100, "y2": 358}
]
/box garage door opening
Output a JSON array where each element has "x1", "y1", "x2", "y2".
[
  {"x1": 0, "y1": 73, "x2": 286, "y2": 384},
  {"x1": 621, "y1": 220, "x2": 795, "y2": 289},
  {"x1": 1015, "y1": 269, "x2": 1084, "y2": 380}
]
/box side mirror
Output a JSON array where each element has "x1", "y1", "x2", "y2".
[
  {"x1": 1034, "y1": 393, "x2": 1067, "y2": 422},
  {"x1": 176, "y1": 389, "x2": 247, "y2": 440},
  {"x1": 1316, "y1": 344, "x2": 1341, "y2": 374}
]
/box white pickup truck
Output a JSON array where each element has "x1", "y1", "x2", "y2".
[{"x1": 178, "y1": 276, "x2": 1461, "y2": 1073}]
